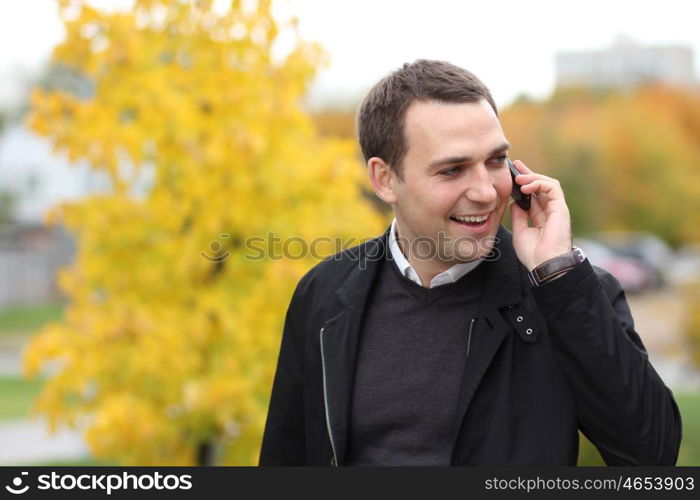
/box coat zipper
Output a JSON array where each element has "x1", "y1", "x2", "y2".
[
  {"x1": 319, "y1": 325, "x2": 339, "y2": 466},
  {"x1": 467, "y1": 316, "x2": 476, "y2": 358}
]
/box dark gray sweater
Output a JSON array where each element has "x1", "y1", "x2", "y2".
[{"x1": 345, "y1": 255, "x2": 486, "y2": 465}]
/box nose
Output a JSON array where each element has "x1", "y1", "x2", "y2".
[{"x1": 464, "y1": 163, "x2": 498, "y2": 205}]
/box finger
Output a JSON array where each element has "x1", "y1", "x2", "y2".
[
  {"x1": 519, "y1": 179, "x2": 565, "y2": 201},
  {"x1": 527, "y1": 192, "x2": 548, "y2": 227},
  {"x1": 513, "y1": 159, "x2": 533, "y2": 175},
  {"x1": 514, "y1": 172, "x2": 560, "y2": 186},
  {"x1": 510, "y1": 201, "x2": 530, "y2": 233},
  {"x1": 522, "y1": 181, "x2": 558, "y2": 224},
  {"x1": 512, "y1": 161, "x2": 562, "y2": 187}
]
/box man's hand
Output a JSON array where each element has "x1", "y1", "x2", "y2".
[{"x1": 509, "y1": 160, "x2": 572, "y2": 271}]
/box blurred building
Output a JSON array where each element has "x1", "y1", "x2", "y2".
[
  {"x1": 0, "y1": 123, "x2": 108, "y2": 307},
  {"x1": 555, "y1": 36, "x2": 696, "y2": 89},
  {"x1": 0, "y1": 222, "x2": 74, "y2": 307}
]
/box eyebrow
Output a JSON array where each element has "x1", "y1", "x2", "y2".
[{"x1": 428, "y1": 142, "x2": 511, "y2": 169}]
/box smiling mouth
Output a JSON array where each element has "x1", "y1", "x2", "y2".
[{"x1": 450, "y1": 213, "x2": 490, "y2": 227}]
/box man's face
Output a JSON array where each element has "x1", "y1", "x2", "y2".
[{"x1": 391, "y1": 99, "x2": 512, "y2": 267}]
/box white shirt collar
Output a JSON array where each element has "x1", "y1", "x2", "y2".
[{"x1": 388, "y1": 218, "x2": 482, "y2": 288}]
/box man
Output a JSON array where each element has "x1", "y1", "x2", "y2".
[{"x1": 259, "y1": 60, "x2": 681, "y2": 466}]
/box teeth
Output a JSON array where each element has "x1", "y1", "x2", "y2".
[{"x1": 453, "y1": 214, "x2": 488, "y2": 223}]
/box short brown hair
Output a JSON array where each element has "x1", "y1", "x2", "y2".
[{"x1": 357, "y1": 59, "x2": 497, "y2": 179}]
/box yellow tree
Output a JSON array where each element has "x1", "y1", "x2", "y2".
[{"x1": 24, "y1": 0, "x2": 384, "y2": 465}]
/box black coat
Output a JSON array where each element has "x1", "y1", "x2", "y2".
[{"x1": 259, "y1": 225, "x2": 681, "y2": 465}]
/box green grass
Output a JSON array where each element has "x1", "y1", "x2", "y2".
[
  {"x1": 0, "y1": 302, "x2": 65, "y2": 335},
  {"x1": 0, "y1": 375, "x2": 45, "y2": 419},
  {"x1": 676, "y1": 392, "x2": 700, "y2": 465}
]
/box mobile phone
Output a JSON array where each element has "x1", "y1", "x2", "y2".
[{"x1": 507, "y1": 158, "x2": 531, "y2": 210}]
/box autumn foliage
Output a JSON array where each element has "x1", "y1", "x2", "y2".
[
  {"x1": 500, "y1": 87, "x2": 700, "y2": 246},
  {"x1": 24, "y1": 0, "x2": 384, "y2": 465}
]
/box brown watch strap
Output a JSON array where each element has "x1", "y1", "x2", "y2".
[{"x1": 528, "y1": 247, "x2": 586, "y2": 286}]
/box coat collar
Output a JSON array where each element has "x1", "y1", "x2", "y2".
[
  {"x1": 336, "y1": 224, "x2": 522, "y2": 309},
  {"x1": 335, "y1": 225, "x2": 390, "y2": 308},
  {"x1": 322, "y1": 224, "x2": 524, "y2": 464}
]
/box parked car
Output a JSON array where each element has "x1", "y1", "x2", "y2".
[
  {"x1": 591, "y1": 231, "x2": 672, "y2": 288},
  {"x1": 667, "y1": 244, "x2": 700, "y2": 286},
  {"x1": 574, "y1": 237, "x2": 658, "y2": 294}
]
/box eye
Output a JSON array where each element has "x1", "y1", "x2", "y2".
[
  {"x1": 439, "y1": 166, "x2": 463, "y2": 177},
  {"x1": 490, "y1": 156, "x2": 507, "y2": 166}
]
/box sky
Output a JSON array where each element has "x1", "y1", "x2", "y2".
[{"x1": 0, "y1": 0, "x2": 699, "y2": 110}]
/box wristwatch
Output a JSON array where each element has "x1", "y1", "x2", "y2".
[{"x1": 527, "y1": 246, "x2": 586, "y2": 286}]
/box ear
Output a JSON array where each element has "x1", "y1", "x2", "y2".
[{"x1": 367, "y1": 157, "x2": 398, "y2": 204}]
